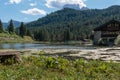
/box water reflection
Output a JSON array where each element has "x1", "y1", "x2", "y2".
[{"x1": 0, "y1": 43, "x2": 95, "y2": 50}]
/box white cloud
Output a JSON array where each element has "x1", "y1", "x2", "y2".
[
  {"x1": 9, "y1": 0, "x2": 22, "y2": 4},
  {"x1": 30, "y1": 3, "x2": 37, "y2": 6},
  {"x1": 45, "y1": 0, "x2": 87, "y2": 9},
  {"x1": 21, "y1": 8, "x2": 47, "y2": 15}
]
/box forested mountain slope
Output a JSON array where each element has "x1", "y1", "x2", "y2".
[{"x1": 26, "y1": 5, "x2": 120, "y2": 41}]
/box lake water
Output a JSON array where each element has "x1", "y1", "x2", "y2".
[{"x1": 0, "y1": 43, "x2": 95, "y2": 50}]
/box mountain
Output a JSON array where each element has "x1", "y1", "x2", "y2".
[
  {"x1": 3, "y1": 20, "x2": 21, "y2": 29},
  {"x1": 26, "y1": 5, "x2": 120, "y2": 41},
  {"x1": 63, "y1": 4, "x2": 88, "y2": 10},
  {"x1": 27, "y1": 5, "x2": 120, "y2": 29}
]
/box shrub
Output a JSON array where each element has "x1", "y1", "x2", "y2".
[
  {"x1": 98, "y1": 38, "x2": 108, "y2": 46},
  {"x1": 98, "y1": 38, "x2": 104, "y2": 45},
  {"x1": 45, "y1": 57, "x2": 69, "y2": 71},
  {"x1": 115, "y1": 35, "x2": 120, "y2": 45}
]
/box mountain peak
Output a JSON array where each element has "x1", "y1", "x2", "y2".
[{"x1": 63, "y1": 4, "x2": 88, "y2": 10}]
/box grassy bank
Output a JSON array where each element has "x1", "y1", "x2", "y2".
[
  {"x1": 36, "y1": 40, "x2": 92, "y2": 46},
  {"x1": 0, "y1": 55, "x2": 120, "y2": 80},
  {"x1": 0, "y1": 33, "x2": 33, "y2": 43}
]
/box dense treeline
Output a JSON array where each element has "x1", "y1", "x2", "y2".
[{"x1": 26, "y1": 5, "x2": 120, "y2": 42}]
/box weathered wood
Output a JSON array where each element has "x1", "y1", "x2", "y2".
[{"x1": 0, "y1": 51, "x2": 22, "y2": 64}]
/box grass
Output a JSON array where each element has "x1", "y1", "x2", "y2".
[
  {"x1": 0, "y1": 33, "x2": 33, "y2": 43},
  {"x1": 36, "y1": 40, "x2": 93, "y2": 47},
  {"x1": 0, "y1": 55, "x2": 120, "y2": 80}
]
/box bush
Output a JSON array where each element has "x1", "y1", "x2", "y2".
[
  {"x1": 23, "y1": 36, "x2": 33, "y2": 42},
  {"x1": 115, "y1": 35, "x2": 120, "y2": 45},
  {"x1": 45, "y1": 57, "x2": 69, "y2": 71},
  {"x1": 98, "y1": 38, "x2": 105, "y2": 45}
]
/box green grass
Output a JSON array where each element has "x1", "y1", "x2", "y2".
[
  {"x1": 0, "y1": 33, "x2": 33, "y2": 43},
  {"x1": 0, "y1": 55, "x2": 120, "y2": 80}
]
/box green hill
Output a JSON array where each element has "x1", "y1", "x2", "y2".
[{"x1": 26, "y1": 5, "x2": 120, "y2": 41}]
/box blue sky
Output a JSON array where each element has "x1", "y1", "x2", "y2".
[{"x1": 0, "y1": 0, "x2": 120, "y2": 22}]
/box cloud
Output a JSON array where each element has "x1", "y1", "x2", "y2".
[
  {"x1": 45, "y1": 0, "x2": 87, "y2": 9},
  {"x1": 9, "y1": 0, "x2": 22, "y2": 4},
  {"x1": 30, "y1": 3, "x2": 37, "y2": 6},
  {"x1": 21, "y1": 8, "x2": 47, "y2": 15}
]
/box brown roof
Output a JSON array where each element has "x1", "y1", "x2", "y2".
[{"x1": 94, "y1": 19, "x2": 120, "y2": 31}]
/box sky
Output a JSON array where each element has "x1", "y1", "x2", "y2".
[{"x1": 0, "y1": 0, "x2": 120, "y2": 22}]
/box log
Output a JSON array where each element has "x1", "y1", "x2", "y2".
[{"x1": 0, "y1": 51, "x2": 22, "y2": 64}]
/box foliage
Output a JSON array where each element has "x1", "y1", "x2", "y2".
[
  {"x1": 23, "y1": 36, "x2": 33, "y2": 42},
  {"x1": 115, "y1": 35, "x2": 120, "y2": 45},
  {"x1": 0, "y1": 55, "x2": 120, "y2": 80},
  {"x1": 0, "y1": 56, "x2": 17, "y2": 65},
  {"x1": 98, "y1": 38, "x2": 105, "y2": 45}
]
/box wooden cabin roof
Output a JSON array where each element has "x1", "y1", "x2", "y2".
[{"x1": 94, "y1": 19, "x2": 120, "y2": 31}]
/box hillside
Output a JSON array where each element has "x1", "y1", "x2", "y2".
[{"x1": 26, "y1": 5, "x2": 120, "y2": 41}]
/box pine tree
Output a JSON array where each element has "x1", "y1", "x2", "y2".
[
  {"x1": 43, "y1": 29, "x2": 49, "y2": 41},
  {"x1": 26, "y1": 29, "x2": 32, "y2": 37},
  {"x1": 8, "y1": 20, "x2": 14, "y2": 33},
  {"x1": 0, "y1": 20, "x2": 4, "y2": 33},
  {"x1": 19, "y1": 22, "x2": 27, "y2": 37},
  {"x1": 64, "y1": 29, "x2": 70, "y2": 41}
]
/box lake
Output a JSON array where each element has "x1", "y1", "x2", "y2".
[{"x1": 0, "y1": 43, "x2": 95, "y2": 50}]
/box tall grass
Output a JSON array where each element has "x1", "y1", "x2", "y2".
[{"x1": 0, "y1": 33, "x2": 33, "y2": 43}]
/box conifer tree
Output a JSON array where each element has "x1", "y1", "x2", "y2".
[
  {"x1": 0, "y1": 20, "x2": 4, "y2": 33},
  {"x1": 26, "y1": 29, "x2": 32, "y2": 37},
  {"x1": 8, "y1": 20, "x2": 14, "y2": 33},
  {"x1": 19, "y1": 22, "x2": 27, "y2": 37},
  {"x1": 64, "y1": 29, "x2": 70, "y2": 41}
]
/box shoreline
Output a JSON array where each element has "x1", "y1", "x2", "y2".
[{"x1": 0, "y1": 46, "x2": 120, "y2": 62}]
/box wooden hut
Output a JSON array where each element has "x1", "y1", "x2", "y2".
[{"x1": 93, "y1": 19, "x2": 120, "y2": 45}]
